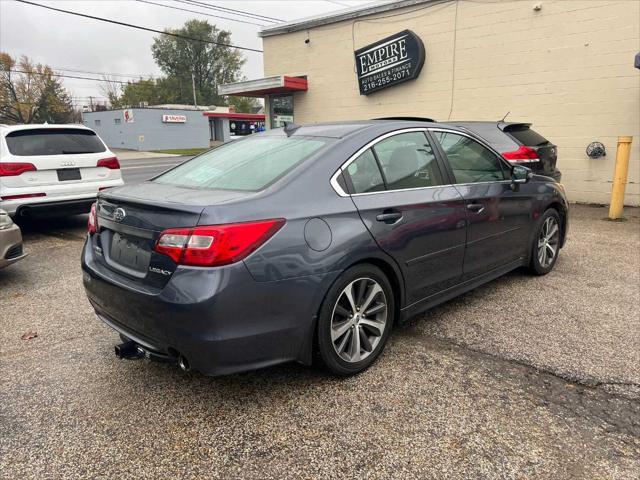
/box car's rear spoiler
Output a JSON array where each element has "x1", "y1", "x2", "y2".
[{"x1": 498, "y1": 122, "x2": 532, "y2": 132}]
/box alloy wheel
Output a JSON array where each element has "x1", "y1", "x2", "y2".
[
  {"x1": 330, "y1": 277, "x2": 387, "y2": 363},
  {"x1": 537, "y1": 216, "x2": 560, "y2": 268}
]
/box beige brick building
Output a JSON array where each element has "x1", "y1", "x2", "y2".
[{"x1": 220, "y1": 0, "x2": 640, "y2": 205}]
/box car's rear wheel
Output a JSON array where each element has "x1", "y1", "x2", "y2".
[
  {"x1": 529, "y1": 208, "x2": 561, "y2": 275},
  {"x1": 316, "y1": 264, "x2": 394, "y2": 376}
]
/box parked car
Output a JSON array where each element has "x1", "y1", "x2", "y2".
[
  {"x1": 0, "y1": 124, "x2": 123, "y2": 217},
  {"x1": 0, "y1": 208, "x2": 27, "y2": 269},
  {"x1": 82, "y1": 120, "x2": 568, "y2": 377},
  {"x1": 443, "y1": 121, "x2": 561, "y2": 181}
]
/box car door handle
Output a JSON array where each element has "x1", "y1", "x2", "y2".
[
  {"x1": 466, "y1": 203, "x2": 485, "y2": 213},
  {"x1": 376, "y1": 211, "x2": 403, "y2": 223}
]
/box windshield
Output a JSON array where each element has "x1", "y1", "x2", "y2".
[
  {"x1": 5, "y1": 128, "x2": 106, "y2": 156},
  {"x1": 153, "y1": 136, "x2": 328, "y2": 191}
]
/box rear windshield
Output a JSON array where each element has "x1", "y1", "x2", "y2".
[
  {"x1": 506, "y1": 126, "x2": 549, "y2": 146},
  {"x1": 5, "y1": 128, "x2": 106, "y2": 156},
  {"x1": 153, "y1": 136, "x2": 328, "y2": 191}
]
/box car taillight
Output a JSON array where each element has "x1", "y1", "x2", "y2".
[
  {"x1": 155, "y1": 219, "x2": 285, "y2": 267},
  {"x1": 0, "y1": 162, "x2": 37, "y2": 176},
  {"x1": 97, "y1": 157, "x2": 120, "y2": 169},
  {"x1": 88, "y1": 202, "x2": 98, "y2": 234},
  {"x1": 502, "y1": 146, "x2": 539, "y2": 162}
]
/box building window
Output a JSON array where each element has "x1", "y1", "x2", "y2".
[
  {"x1": 114, "y1": 118, "x2": 121, "y2": 125},
  {"x1": 270, "y1": 94, "x2": 293, "y2": 128},
  {"x1": 94, "y1": 119, "x2": 101, "y2": 126}
]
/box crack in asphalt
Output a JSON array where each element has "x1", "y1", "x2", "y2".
[
  {"x1": 428, "y1": 334, "x2": 640, "y2": 396},
  {"x1": 414, "y1": 335, "x2": 640, "y2": 439}
]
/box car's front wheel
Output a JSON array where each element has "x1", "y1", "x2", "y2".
[
  {"x1": 529, "y1": 208, "x2": 562, "y2": 275},
  {"x1": 316, "y1": 264, "x2": 394, "y2": 376}
]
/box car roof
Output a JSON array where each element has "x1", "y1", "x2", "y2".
[
  {"x1": 0, "y1": 123, "x2": 93, "y2": 134},
  {"x1": 261, "y1": 119, "x2": 469, "y2": 139},
  {"x1": 445, "y1": 121, "x2": 532, "y2": 131}
]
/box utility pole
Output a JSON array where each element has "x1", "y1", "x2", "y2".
[
  {"x1": 89, "y1": 96, "x2": 94, "y2": 112},
  {"x1": 191, "y1": 73, "x2": 198, "y2": 109}
]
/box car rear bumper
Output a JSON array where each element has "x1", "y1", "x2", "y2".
[
  {"x1": 0, "y1": 223, "x2": 27, "y2": 269},
  {"x1": 1, "y1": 179, "x2": 123, "y2": 216},
  {"x1": 15, "y1": 198, "x2": 96, "y2": 218},
  {"x1": 81, "y1": 239, "x2": 337, "y2": 376}
]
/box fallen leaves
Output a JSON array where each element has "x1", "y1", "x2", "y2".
[{"x1": 21, "y1": 330, "x2": 38, "y2": 340}]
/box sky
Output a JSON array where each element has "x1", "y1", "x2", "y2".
[{"x1": 0, "y1": 0, "x2": 372, "y2": 109}]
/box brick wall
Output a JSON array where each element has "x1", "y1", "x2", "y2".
[{"x1": 263, "y1": 0, "x2": 640, "y2": 205}]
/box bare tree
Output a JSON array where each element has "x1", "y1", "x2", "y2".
[
  {"x1": 0, "y1": 52, "x2": 74, "y2": 124},
  {"x1": 100, "y1": 76, "x2": 124, "y2": 109}
]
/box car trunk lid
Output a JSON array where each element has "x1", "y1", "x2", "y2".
[
  {"x1": 2, "y1": 127, "x2": 117, "y2": 188},
  {"x1": 94, "y1": 182, "x2": 249, "y2": 288}
]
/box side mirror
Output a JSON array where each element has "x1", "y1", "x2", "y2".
[{"x1": 512, "y1": 165, "x2": 533, "y2": 184}]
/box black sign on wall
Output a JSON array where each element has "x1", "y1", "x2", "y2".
[{"x1": 354, "y1": 30, "x2": 425, "y2": 95}]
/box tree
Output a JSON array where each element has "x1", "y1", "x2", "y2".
[
  {"x1": 0, "y1": 53, "x2": 74, "y2": 124},
  {"x1": 151, "y1": 20, "x2": 245, "y2": 106},
  {"x1": 100, "y1": 76, "x2": 124, "y2": 109},
  {"x1": 228, "y1": 95, "x2": 261, "y2": 113}
]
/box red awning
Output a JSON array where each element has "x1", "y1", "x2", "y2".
[
  {"x1": 202, "y1": 112, "x2": 266, "y2": 121},
  {"x1": 217, "y1": 75, "x2": 308, "y2": 97}
]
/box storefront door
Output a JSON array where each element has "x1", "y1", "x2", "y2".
[{"x1": 269, "y1": 94, "x2": 294, "y2": 128}]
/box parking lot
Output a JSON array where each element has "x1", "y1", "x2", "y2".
[{"x1": 1, "y1": 204, "x2": 639, "y2": 479}]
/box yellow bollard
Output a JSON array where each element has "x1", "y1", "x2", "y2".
[{"x1": 608, "y1": 136, "x2": 633, "y2": 220}]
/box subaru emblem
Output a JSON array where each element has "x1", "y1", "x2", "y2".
[{"x1": 114, "y1": 208, "x2": 126, "y2": 222}]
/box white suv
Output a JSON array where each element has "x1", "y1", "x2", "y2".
[{"x1": 0, "y1": 124, "x2": 124, "y2": 217}]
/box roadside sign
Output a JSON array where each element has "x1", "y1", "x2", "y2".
[
  {"x1": 123, "y1": 109, "x2": 134, "y2": 123},
  {"x1": 162, "y1": 114, "x2": 187, "y2": 123}
]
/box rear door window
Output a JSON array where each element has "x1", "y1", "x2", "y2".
[
  {"x1": 433, "y1": 131, "x2": 507, "y2": 184},
  {"x1": 5, "y1": 128, "x2": 106, "y2": 156},
  {"x1": 506, "y1": 126, "x2": 549, "y2": 146},
  {"x1": 343, "y1": 149, "x2": 385, "y2": 194},
  {"x1": 154, "y1": 136, "x2": 327, "y2": 191},
  {"x1": 373, "y1": 132, "x2": 443, "y2": 190}
]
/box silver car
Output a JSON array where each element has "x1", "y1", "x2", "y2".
[{"x1": 0, "y1": 209, "x2": 27, "y2": 268}]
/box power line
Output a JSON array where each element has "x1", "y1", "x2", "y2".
[
  {"x1": 15, "y1": 0, "x2": 264, "y2": 54},
  {"x1": 9, "y1": 69, "x2": 131, "y2": 85},
  {"x1": 49, "y1": 65, "x2": 157, "y2": 80},
  {"x1": 176, "y1": 0, "x2": 284, "y2": 23},
  {"x1": 135, "y1": 0, "x2": 269, "y2": 27}
]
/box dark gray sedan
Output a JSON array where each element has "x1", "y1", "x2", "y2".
[{"x1": 81, "y1": 120, "x2": 568, "y2": 376}]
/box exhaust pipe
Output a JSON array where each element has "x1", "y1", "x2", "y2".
[
  {"x1": 177, "y1": 355, "x2": 190, "y2": 372},
  {"x1": 114, "y1": 340, "x2": 144, "y2": 360},
  {"x1": 114, "y1": 341, "x2": 189, "y2": 371}
]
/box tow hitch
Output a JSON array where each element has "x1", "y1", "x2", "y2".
[{"x1": 113, "y1": 340, "x2": 189, "y2": 371}]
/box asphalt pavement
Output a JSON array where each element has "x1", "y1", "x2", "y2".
[
  {"x1": 119, "y1": 155, "x2": 191, "y2": 184},
  {"x1": 1, "y1": 205, "x2": 638, "y2": 479}
]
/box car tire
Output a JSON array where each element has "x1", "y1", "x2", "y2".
[
  {"x1": 316, "y1": 263, "x2": 394, "y2": 376},
  {"x1": 528, "y1": 208, "x2": 562, "y2": 276}
]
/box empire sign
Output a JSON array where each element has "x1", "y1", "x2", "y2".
[{"x1": 354, "y1": 30, "x2": 425, "y2": 95}]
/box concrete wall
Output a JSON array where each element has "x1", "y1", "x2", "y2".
[
  {"x1": 263, "y1": 0, "x2": 640, "y2": 205},
  {"x1": 82, "y1": 108, "x2": 210, "y2": 151}
]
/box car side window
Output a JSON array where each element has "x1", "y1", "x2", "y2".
[
  {"x1": 373, "y1": 132, "x2": 443, "y2": 190},
  {"x1": 433, "y1": 131, "x2": 506, "y2": 183},
  {"x1": 343, "y1": 149, "x2": 385, "y2": 194}
]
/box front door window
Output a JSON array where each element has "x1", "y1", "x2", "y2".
[{"x1": 432, "y1": 131, "x2": 507, "y2": 183}]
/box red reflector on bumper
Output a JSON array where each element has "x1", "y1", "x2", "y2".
[{"x1": 1, "y1": 193, "x2": 46, "y2": 200}]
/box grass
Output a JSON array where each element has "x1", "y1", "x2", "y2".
[{"x1": 151, "y1": 148, "x2": 209, "y2": 155}]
